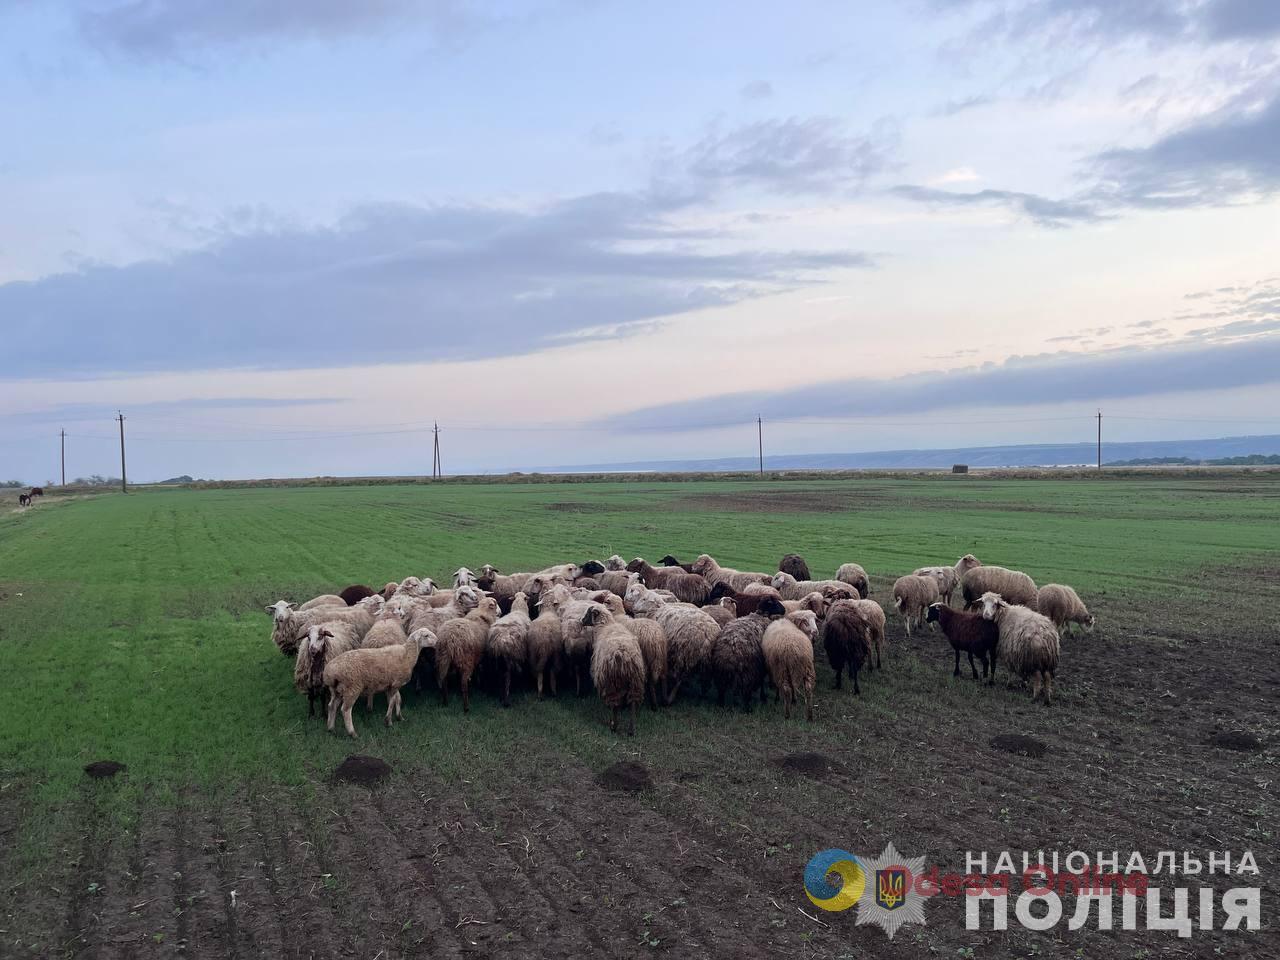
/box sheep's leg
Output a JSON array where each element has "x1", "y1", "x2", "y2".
[
  {"x1": 575, "y1": 664, "x2": 582, "y2": 698},
  {"x1": 628, "y1": 702, "x2": 637, "y2": 736},
  {"x1": 342, "y1": 699, "x2": 357, "y2": 738},
  {"x1": 549, "y1": 660, "x2": 559, "y2": 697},
  {"x1": 609, "y1": 705, "x2": 618, "y2": 733},
  {"x1": 384, "y1": 693, "x2": 396, "y2": 727},
  {"x1": 326, "y1": 689, "x2": 339, "y2": 731},
  {"x1": 782, "y1": 686, "x2": 792, "y2": 720},
  {"x1": 461, "y1": 669, "x2": 472, "y2": 714},
  {"x1": 832, "y1": 664, "x2": 843, "y2": 690},
  {"x1": 535, "y1": 670, "x2": 545, "y2": 699},
  {"x1": 967, "y1": 652, "x2": 979, "y2": 680},
  {"x1": 1045, "y1": 673, "x2": 1054, "y2": 704},
  {"x1": 1030, "y1": 672, "x2": 1042, "y2": 702},
  {"x1": 365, "y1": 691, "x2": 374, "y2": 712},
  {"x1": 438, "y1": 671, "x2": 449, "y2": 707},
  {"x1": 852, "y1": 665, "x2": 861, "y2": 696},
  {"x1": 502, "y1": 664, "x2": 513, "y2": 708},
  {"x1": 876, "y1": 638, "x2": 883, "y2": 670},
  {"x1": 803, "y1": 688, "x2": 813, "y2": 722},
  {"x1": 665, "y1": 674, "x2": 683, "y2": 705},
  {"x1": 953, "y1": 649, "x2": 961, "y2": 677}
]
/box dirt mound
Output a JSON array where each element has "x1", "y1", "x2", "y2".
[
  {"x1": 84, "y1": 760, "x2": 126, "y2": 779},
  {"x1": 777, "y1": 752, "x2": 843, "y2": 778},
  {"x1": 597, "y1": 760, "x2": 653, "y2": 792},
  {"x1": 1209, "y1": 731, "x2": 1262, "y2": 752},
  {"x1": 333, "y1": 755, "x2": 393, "y2": 785},
  {"x1": 990, "y1": 735, "x2": 1048, "y2": 757}
]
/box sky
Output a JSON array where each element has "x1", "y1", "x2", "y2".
[{"x1": 1, "y1": 0, "x2": 1279, "y2": 481}]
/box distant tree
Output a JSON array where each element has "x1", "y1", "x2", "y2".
[{"x1": 1, "y1": 480, "x2": 24, "y2": 488}]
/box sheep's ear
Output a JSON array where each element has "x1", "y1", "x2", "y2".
[{"x1": 288, "y1": 602, "x2": 298, "y2": 610}]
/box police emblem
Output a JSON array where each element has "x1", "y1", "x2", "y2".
[{"x1": 855, "y1": 843, "x2": 933, "y2": 939}]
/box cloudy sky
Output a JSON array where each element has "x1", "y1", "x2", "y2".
[{"x1": 2, "y1": 0, "x2": 1279, "y2": 481}]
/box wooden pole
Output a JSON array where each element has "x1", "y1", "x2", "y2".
[
  {"x1": 60, "y1": 429, "x2": 65, "y2": 486},
  {"x1": 1097, "y1": 409, "x2": 1102, "y2": 470}
]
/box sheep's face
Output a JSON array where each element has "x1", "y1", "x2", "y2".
[
  {"x1": 802, "y1": 592, "x2": 828, "y2": 618},
  {"x1": 790, "y1": 610, "x2": 819, "y2": 640},
  {"x1": 540, "y1": 584, "x2": 571, "y2": 610},
  {"x1": 925, "y1": 602, "x2": 943, "y2": 624},
  {"x1": 770, "y1": 572, "x2": 788, "y2": 589},
  {"x1": 605, "y1": 554, "x2": 626, "y2": 571},
  {"x1": 979, "y1": 592, "x2": 1006, "y2": 621},
  {"x1": 719, "y1": 597, "x2": 738, "y2": 616},
  {"x1": 399, "y1": 576, "x2": 422, "y2": 592},
  {"x1": 266, "y1": 600, "x2": 296, "y2": 622},
  {"x1": 660, "y1": 554, "x2": 681, "y2": 567},
  {"x1": 580, "y1": 560, "x2": 606, "y2": 577},
  {"x1": 581, "y1": 606, "x2": 608, "y2": 627},
  {"x1": 308, "y1": 626, "x2": 333, "y2": 653},
  {"x1": 957, "y1": 554, "x2": 982, "y2": 573},
  {"x1": 566, "y1": 564, "x2": 584, "y2": 581},
  {"x1": 1084, "y1": 613, "x2": 1096, "y2": 629},
  {"x1": 624, "y1": 577, "x2": 646, "y2": 602},
  {"x1": 632, "y1": 592, "x2": 663, "y2": 616},
  {"x1": 477, "y1": 597, "x2": 500, "y2": 620},
  {"x1": 453, "y1": 567, "x2": 476, "y2": 588},
  {"x1": 691, "y1": 554, "x2": 715, "y2": 575},
  {"x1": 455, "y1": 585, "x2": 480, "y2": 611},
  {"x1": 417, "y1": 578, "x2": 437, "y2": 596},
  {"x1": 358, "y1": 595, "x2": 385, "y2": 612},
  {"x1": 408, "y1": 627, "x2": 438, "y2": 649},
  {"x1": 479, "y1": 564, "x2": 499, "y2": 578},
  {"x1": 625, "y1": 558, "x2": 645, "y2": 574}
]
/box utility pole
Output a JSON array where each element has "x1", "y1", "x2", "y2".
[
  {"x1": 432, "y1": 423, "x2": 442, "y2": 479},
  {"x1": 117, "y1": 412, "x2": 128, "y2": 493},
  {"x1": 60, "y1": 429, "x2": 65, "y2": 486},
  {"x1": 757, "y1": 417, "x2": 764, "y2": 476},
  {"x1": 1097, "y1": 409, "x2": 1102, "y2": 470}
]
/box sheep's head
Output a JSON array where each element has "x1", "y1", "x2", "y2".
[
  {"x1": 476, "y1": 596, "x2": 500, "y2": 620},
  {"x1": 381, "y1": 582, "x2": 399, "y2": 599},
  {"x1": 706, "y1": 581, "x2": 733, "y2": 603},
  {"x1": 580, "y1": 560, "x2": 606, "y2": 577},
  {"x1": 407, "y1": 627, "x2": 438, "y2": 650},
  {"x1": 624, "y1": 576, "x2": 647, "y2": 602},
  {"x1": 479, "y1": 564, "x2": 500, "y2": 579},
  {"x1": 770, "y1": 572, "x2": 792, "y2": 590},
  {"x1": 540, "y1": 583, "x2": 572, "y2": 610},
  {"x1": 956, "y1": 554, "x2": 981, "y2": 574},
  {"x1": 758, "y1": 596, "x2": 786, "y2": 618},
  {"x1": 417, "y1": 577, "x2": 437, "y2": 596},
  {"x1": 979, "y1": 592, "x2": 1007, "y2": 621},
  {"x1": 398, "y1": 576, "x2": 422, "y2": 593},
  {"x1": 357, "y1": 594, "x2": 386, "y2": 613},
  {"x1": 625, "y1": 557, "x2": 646, "y2": 574},
  {"x1": 691, "y1": 554, "x2": 715, "y2": 575},
  {"x1": 510, "y1": 591, "x2": 530, "y2": 614},
  {"x1": 719, "y1": 596, "x2": 738, "y2": 616},
  {"x1": 387, "y1": 596, "x2": 414, "y2": 621},
  {"x1": 266, "y1": 600, "x2": 297, "y2": 622},
  {"x1": 453, "y1": 567, "x2": 477, "y2": 588},
  {"x1": 632, "y1": 591, "x2": 664, "y2": 616},
  {"x1": 822, "y1": 583, "x2": 856, "y2": 601},
  {"x1": 1084, "y1": 613, "x2": 1096, "y2": 629},
  {"x1": 454, "y1": 584, "x2": 480, "y2": 612},
  {"x1": 601, "y1": 593, "x2": 626, "y2": 617},
  {"x1": 925, "y1": 602, "x2": 944, "y2": 624},
  {"x1": 605, "y1": 554, "x2": 626, "y2": 571},
  {"x1": 659, "y1": 554, "x2": 682, "y2": 567},
  {"x1": 801, "y1": 592, "x2": 828, "y2": 618},
  {"x1": 580, "y1": 605, "x2": 610, "y2": 627},
  {"x1": 307, "y1": 625, "x2": 334, "y2": 653},
  {"x1": 788, "y1": 610, "x2": 819, "y2": 641},
  {"x1": 565, "y1": 564, "x2": 584, "y2": 581}
]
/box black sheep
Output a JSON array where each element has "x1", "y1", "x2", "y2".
[
  {"x1": 821, "y1": 603, "x2": 873, "y2": 695},
  {"x1": 925, "y1": 602, "x2": 999, "y2": 682},
  {"x1": 779, "y1": 553, "x2": 811, "y2": 582},
  {"x1": 339, "y1": 584, "x2": 377, "y2": 606}
]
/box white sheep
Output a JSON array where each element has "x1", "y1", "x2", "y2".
[
  {"x1": 892, "y1": 574, "x2": 941, "y2": 636},
  {"x1": 487, "y1": 592, "x2": 532, "y2": 706},
  {"x1": 979, "y1": 591, "x2": 1060, "y2": 704},
  {"x1": 1035, "y1": 584, "x2": 1095, "y2": 634},
  {"x1": 323, "y1": 629, "x2": 430, "y2": 737}
]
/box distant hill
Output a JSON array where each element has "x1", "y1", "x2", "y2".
[
  {"x1": 156, "y1": 475, "x2": 195, "y2": 485},
  {"x1": 1106, "y1": 454, "x2": 1280, "y2": 467},
  {"x1": 539, "y1": 434, "x2": 1280, "y2": 473}
]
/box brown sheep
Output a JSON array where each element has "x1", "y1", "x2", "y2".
[
  {"x1": 690, "y1": 554, "x2": 773, "y2": 592},
  {"x1": 583, "y1": 607, "x2": 646, "y2": 734},
  {"x1": 1036, "y1": 584, "x2": 1095, "y2": 633},
  {"x1": 622, "y1": 616, "x2": 669, "y2": 710},
  {"x1": 710, "y1": 597, "x2": 786, "y2": 711},
  {"x1": 487, "y1": 592, "x2": 532, "y2": 707},
  {"x1": 627, "y1": 558, "x2": 710, "y2": 605},
  {"x1": 526, "y1": 584, "x2": 570, "y2": 697},
  {"x1": 834, "y1": 562, "x2": 870, "y2": 599},
  {"x1": 323, "y1": 631, "x2": 427, "y2": 738},
  {"x1": 631, "y1": 591, "x2": 721, "y2": 704},
  {"x1": 821, "y1": 601, "x2": 874, "y2": 695},
  {"x1": 892, "y1": 574, "x2": 941, "y2": 636},
  {"x1": 778, "y1": 553, "x2": 812, "y2": 581}
]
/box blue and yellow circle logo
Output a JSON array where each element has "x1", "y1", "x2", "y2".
[{"x1": 804, "y1": 849, "x2": 865, "y2": 911}]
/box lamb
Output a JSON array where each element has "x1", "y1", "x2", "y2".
[
  {"x1": 892, "y1": 575, "x2": 941, "y2": 636},
  {"x1": 771, "y1": 572, "x2": 855, "y2": 602},
  {"x1": 582, "y1": 607, "x2": 646, "y2": 734},
  {"x1": 434, "y1": 597, "x2": 501, "y2": 712},
  {"x1": 778, "y1": 553, "x2": 812, "y2": 582},
  {"x1": 913, "y1": 554, "x2": 981, "y2": 605},
  {"x1": 925, "y1": 602, "x2": 998, "y2": 681},
  {"x1": 626, "y1": 558, "x2": 710, "y2": 605},
  {"x1": 659, "y1": 554, "x2": 697, "y2": 573},
  {"x1": 834, "y1": 563, "x2": 870, "y2": 599},
  {"x1": 690, "y1": 554, "x2": 772, "y2": 592},
  {"x1": 762, "y1": 611, "x2": 819, "y2": 720},
  {"x1": 299, "y1": 593, "x2": 347, "y2": 611},
  {"x1": 631, "y1": 591, "x2": 721, "y2": 704},
  {"x1": 338, "y1": 584, "x2": 377, "y2": 606},
  {"x1": 709, "y1": 597, "x2": 786, "y2": 711},
  {"x1": 1036, "y1": 584, "x2": 1095, "y2": 634},
  {"x1": 487, "y1": 592, "x2": 532, "y2": 707},
  {"x1": 526, "y1": 583, "x2": 570, "y2": 697},
  {"x1": 294, "y1": 622, "x2": 361, "y2": 718},
  {"x1": 979, "y1": 592, "x2": 1060, "y2": 704},
  {"x1": 821, "y1": 600, "x2": 874, "y2": 695},
  {"x1": 323, "y1": 630, "x2": 429, "y2": 737},
  {"x1": 621, "y1": 616, "x2": 668, "y2": 709},
  {"x1": 961, "y1": 566, "x2": 1038, "y2": 609},
  {"x1": 604, "y1": 555, "x2": 628, "y2": 571}
]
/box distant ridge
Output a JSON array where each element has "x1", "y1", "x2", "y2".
[{"x1": 539, "y1": 434, "x2": 1280, "y2": 473}]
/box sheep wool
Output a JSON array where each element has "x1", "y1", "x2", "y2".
[
  {"x1": 834, "y1": 563, "x2": 870, "y2": 599},
  {"x1": 762, "y1": 612, "x2": 819, "y2": 720},
  {"x1": 710, "y1": 598, "x2": 786, "y2": 711},
  {"x1": 961, "y1": 566, "x2": 1038, "y2": 609},
  {"x1": 323, "y1": 630, "x2": 428, "y2": 738},
  {"x1": 1036, "y1": 584, "x2": 1095, "y2": 633},
  {"x1": 892, "y1": 574, "x2": 941, "y2": 636},
  {"x1": 487, "y1": 592, "x2": 532, "y2": 707},
  {"x1": 778, "y1": 553, "x2": 812, "y2": 582},
  {"x1": 294, "y1": 622, "x2": 361, "y2": 718},
  {"x1": 435, "y1": 597, "x2": 500, "y2": 712},
  {"x1": 980, "y1": 592, "x2": 1060, "y2": 704},
  {"x1": 583, "y1": 608, "x2": 646, "y2": 735}
]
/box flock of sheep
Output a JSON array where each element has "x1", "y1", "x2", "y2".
[{"x1": 266, "y1": 553, "x2": 1095, "y2": 737}]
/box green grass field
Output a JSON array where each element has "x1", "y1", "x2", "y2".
[{"x1": 1, "y1": 475, "x2": 1277, "y2": 958}]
